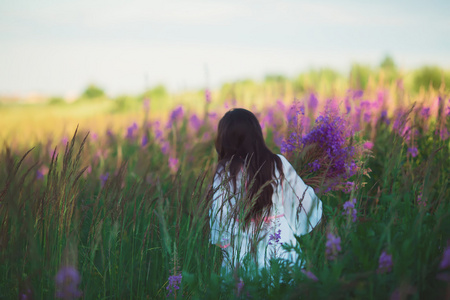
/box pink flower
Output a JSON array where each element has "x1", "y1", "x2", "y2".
[
  {"x1": 90, "y1": 132, "x2": 98, "y2": 141},
  {"x1": 37, "y1": 165, "x2": 49, "y2": 180},
  {"x1": 363, "y1": 141, "x2": 374, "y2": 150},
  {"x1": 168, "y1": 157, "x2": 179, "y2": 174},
  {"x1": 143, "y1": 98, "x2": 150, "y2": 111},
  {"x1": 301, "y1": 269, "x2": 319, "y2": 281},
  {"x1": 205, "y1": 89, "x2": 211, "y2": 103}
]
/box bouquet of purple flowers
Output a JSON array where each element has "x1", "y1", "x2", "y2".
[{"x1": 281, "y1": 101, "x2": 369, "y2": 195}]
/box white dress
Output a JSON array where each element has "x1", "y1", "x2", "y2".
[{"x1": 209, "y1": 154, "x2": 322, "y2": 271}]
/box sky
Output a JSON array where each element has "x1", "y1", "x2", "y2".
[{"x1": 0, "y1": 0, "x2": 449, "y2": 97}]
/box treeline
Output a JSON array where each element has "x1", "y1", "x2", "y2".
[{"x1": 40, "y1": 56, "x2": 450, "y2": 112}]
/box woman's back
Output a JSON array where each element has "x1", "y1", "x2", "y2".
[{"x1": 210, "y1": 154, "x2": 323, "y2": 271}]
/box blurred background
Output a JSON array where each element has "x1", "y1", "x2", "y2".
[{"x1": 0, "y1": 0, "x2": 449, "y2": 147}]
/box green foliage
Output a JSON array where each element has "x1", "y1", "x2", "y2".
[
  {"x1": 413, "y1": 66, "x2": 450, "y2": 92},
  {"x1": 293, "y1": 68, "x2": 344, "y2": 95},
  {"x1": 112, "y1": 95, "x2": 140, "y2": 113},
  {"x1": 81, "y1": 84, "x2": 106, "y2": 99},
  {"x1": 349, "y1": 64, "x2": 372, "y2": 90},
  {"x1": 380, "y1": 55, "x2": 396, "y2": 71},
  {"x1": 142, "y1": 84, "x2": 169, "y2": 100},
  {"x1": 264, "y1": 74, "x2": 288, "y2": 83},
  {"x1": 47, "y1": 96, "x2": 66, "y2": 106}
]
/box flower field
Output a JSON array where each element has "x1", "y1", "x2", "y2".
[{"x1": 1, "y1": 73, "x2": 450, "y2": 299}]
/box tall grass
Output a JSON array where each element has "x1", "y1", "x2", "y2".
[{"x1": 1, "y1": 86, "x2": 449, "y2": 299}]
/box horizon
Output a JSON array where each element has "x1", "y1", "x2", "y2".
[{"x1": 1, "y1": 0, "x2": 449, "y2": 97}]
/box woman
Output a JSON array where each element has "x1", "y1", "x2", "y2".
[{"x1": 210, "y1": 108, "x2": 322, "y2": 272}]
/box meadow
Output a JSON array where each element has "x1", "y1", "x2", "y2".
[{"x1": 1, "y1": 65, "x2": 450, "y2": 299}]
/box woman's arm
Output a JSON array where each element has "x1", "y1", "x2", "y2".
[{"x1": 278, "y1": 154, "x2": 323, "y2": 236}]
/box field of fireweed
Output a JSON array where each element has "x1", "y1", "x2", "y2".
[{"x1": 1, "y1": 83, "x2": 450, "y2": 299}]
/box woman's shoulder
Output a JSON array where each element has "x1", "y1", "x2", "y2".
[
  {"x1": 276, "y1": 153, "x2": 287, "y2": 162},
  {"x1": 275, "y1": 154, "x2": 292, "y2": 169}
]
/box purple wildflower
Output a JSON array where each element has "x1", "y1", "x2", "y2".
[
  {"x1": 280, "y1": 136, "x2": 295, "y2": 154},
  {"x1": 417, "y1": 192, "x2": 426, "y2": 207},
  {"x1": 301, "y1": 116, "x2": 311, "y2": 134},
  {"x1": 37, "y1": 166, "x2": 49, "y2": 180},
  {"x1": 390, "y1": 284, "x2": 416, "y2": 300},
  {"x1": 141, "y1": 135, "x2": 149, "y2": 147},
  {"x1": 154, "y1": 128, "x2": 163, "y2": 141},
  {"x1": 308, "y1": 93, "x2": 319, "y2": 112},
  {"x1": 353, "y1": 90, "x2": 363, "y2": 98},
  {"x1": 438, "y1": 127, "x2": 449, "y2": 141},
  {"x1": 301, "y1": 269, "x2": 319, "y2": 281},
  {"x1": 300, "y1": 114, "x2": 353, "y2": 176},
  {"x1": 360, "y1": 101, "x2": 371, "y2": 110},
  {"x1": 309, "y1": 160, "x2": 321, "y2": 172},
  {"x1": 299, "y1": 104, "x2": 305, "y2": 115},
  {"x1": 345, "y1": 97, "x2": 351, "y2": 114},
  {"x1": 100, "y1": 173, "x2": 109, "y2": 187},
  {"x1": 420, "y1": 107, "x2": 430, "y2": 119},
  {"x1": 106, "y1": 129, "x2": 114, "y2": 137},
  {"x1": 392, "y1": 110, "x2": 404, "y2": 133},
  {"x1": 342, "y1": 198, "x2": 357, "y2": 222},
  {"x1": 273, "y1": 132, "x2": 284, "y2": 148},
  {"x1": 61, "y1": 136, "x2": 68, "y2": 145},
  {"x1": 407, "y1": 147, "x2": 418, "y2": 158},
  {"x1": 268, "y1": 229, "x2": 282, "y2": 246},
  {"x1": 343, "y1": 181, "x2": 356, "y2": 194},
  {"x1": 37, "y1": 170, "x2": 44, "y2": 180},
  {"x1": 276, "y1": 99, "x2": 286, "y2": 113},
  {"x1": 439, "y1": 243, "x2": 450, "y2": 269},
  {"x1": 189, "y1": 114, "x2": 203, "y2": 131},
  {"x1": 19, "y1": 289, "x2": 32, "y2": 300},
  {"x1": 55, "y1": 266, "x2": 82, "y2": 299},
  {"x1": 236, "y1": 279, "x2": 244, "y2": 297},
  {"x1": 260, "y1": 109, "x2": 275, "y2": 131},
  {"x1": 126, "y1": 122, "x2": 138, "y2": 139},
  {"x1": 170, "y1": 106, "x2": 184, "y2": 121},
  {"x1": 377, "y1": 251, "x2": 393, "y2": 274},
  {"x1": 325, "y1": 232, "x2": 341, "y2": 260},
  {"x1": 166, "y1": 106, "x2": 184, "y2": 129},
  {"x1": 286, "y1": 104, "x2": 300, "y2": 125},
  {"x1": 166, "y1": 274, "x2": 182, "y2": 297},
  {"x1": 208, "y1": 112, "x2": 218, "y2": 122},
  {"x1": 161, "y1": 141, "x2": 170, "y2": 155},
  {"x1": 168, "y1": 157, "x2": 179, "y2": 174},
  {"x1": 205, "y1": 89, "x2": 211, "y2": 103},
  {"x1": 363, "y1": 112, "x2": 371, "y2": 123}
]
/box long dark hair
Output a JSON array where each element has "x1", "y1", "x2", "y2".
[{"x1": 214, "y1": 108, "x2": 284, "y2": 225}]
